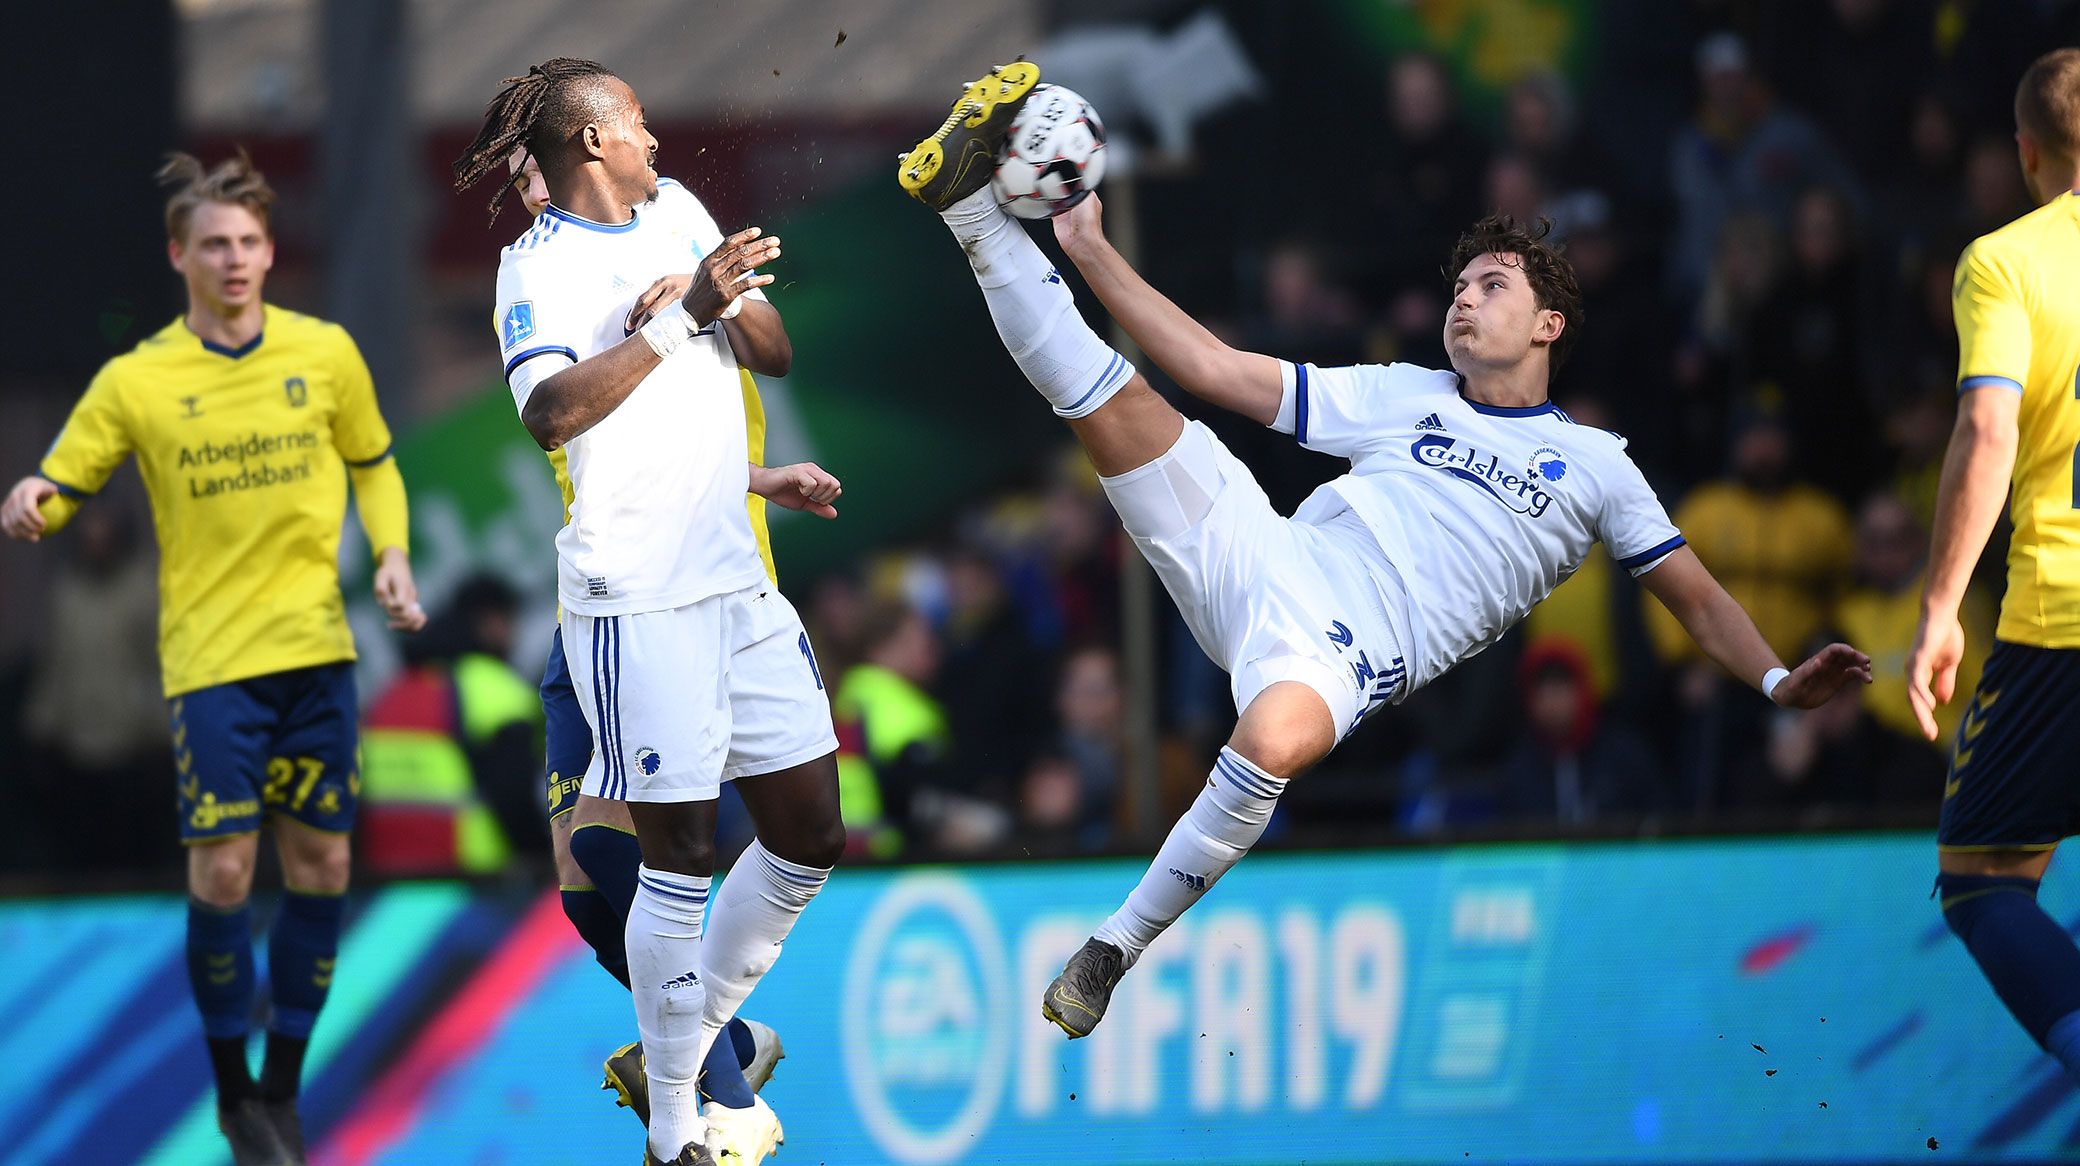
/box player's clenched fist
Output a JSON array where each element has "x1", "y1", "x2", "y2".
[
  {"x1": 683, "y1": 226, "x2": 781, "y2": 326},
  {"x1": 372, "y1": 546, "x2": 427, "y2": 632},
  {"x1": 0, "y1": 476, "x2": 57, "y2": 541},
  {"x1": 750, "y1": 461, "x2": 841, "y2": 519}
]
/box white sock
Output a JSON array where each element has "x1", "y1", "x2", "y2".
[
  {"x1": 1094, "y1": 747, "x2": 1286, "y2": 966},
  {"x1": 940, "y1": 188, "x2": 1133, "y2": 418},
  {"x1": 698, "y1": 840, "x2": 828, "y2": 1065},
  {"x1": 628, "y1": 864, "x2": 712, "y2": 1157}
]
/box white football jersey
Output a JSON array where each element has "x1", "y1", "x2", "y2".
[
  {"x1": 492, "y1": 178, "x2": 770, "y2": 616},
  {"x1": 1274, "y1": 360, "x2": 1684, "y2": 694}
]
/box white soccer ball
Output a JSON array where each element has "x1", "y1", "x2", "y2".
[{"x1": 992, "y1": 84, "x2": 1108, "y2": 220}]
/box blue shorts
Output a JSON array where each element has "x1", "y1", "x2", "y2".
[
  {"x1": 171, "y1": 662, "x2": 360, "y2": 844},
  {"x1": 1937, "y1": 640, "x2": 2080, "y2": 851},
  {"x1": 541, "y1": 627, "x2": 595, "y2": 820}
]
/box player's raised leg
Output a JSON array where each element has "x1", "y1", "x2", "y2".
[{"x1": 900, "y1": 62, "x2": 1183, "y2": 478}]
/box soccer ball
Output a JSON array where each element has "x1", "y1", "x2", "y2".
[{"x1": 992, "y1": 84, "x2": 1107, "y2": 220}]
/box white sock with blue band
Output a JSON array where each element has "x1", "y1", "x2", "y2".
[
  {"x1": 628, "y1": 863, "x2": 712, "y2": 1156},
  {"x1": 1094, "y1": 746, "x2": 1287, "y2": 967},
  {"x1": 940, "y1": 188, "x2": 1134, "y2": 419}
]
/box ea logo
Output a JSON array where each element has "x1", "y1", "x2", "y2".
[{"x1": 842, "y1": 874, "x2": 1011, "y2": 1164}]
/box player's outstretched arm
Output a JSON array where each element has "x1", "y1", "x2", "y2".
[
  {"x1": 1641, "y1": 546, "x2": 1873, "y2": 708},
  {"x1": 749, "y1": 461, "x2": 841, "y2": 519},
  {"x1": 1, "y1": 476, "x2": 61, "y2": 541},
  {"x1": 1052, "y1": 194, "x2": 1283, "y2": 426},
  {"x1": 1907, "y1": 386, "x2": 2019, "y2": 738}
]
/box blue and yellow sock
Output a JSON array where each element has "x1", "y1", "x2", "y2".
[
  {"x1": 728, "y1": 1017, "x2": 756, "y2": 1067},
  {"x1": 187, "y1": 897, "x2": 257, "y2": 1102},
  {"x1": 569, "y1": 822, "x2": 642, "y2": 918},
  {"x1": 702, "y1": 1030, "x2": 756, "y2": 1109},
  {"x1": 561, "y1": 885, "x2": 630, "y2": 987},
  {"x1": 268, "y1": 890, "x2": 343, "y2": 1040},
  {"x1": 1938, "y1": 872, "x2": 2080, "y2": 1079}
]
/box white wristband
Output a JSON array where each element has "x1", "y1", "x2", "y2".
[
  {"x1": 1762, "y1": 667, "x2": 1790, "y2": 701},
  {"x1": 718, "y1": 296, "x2": 744, "y2": 321},
  {"x1": 640, "y1": 301, "x2": 696, "y2": 358}
]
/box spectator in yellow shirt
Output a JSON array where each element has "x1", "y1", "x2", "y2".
[
  {"x1": 1836, "y1": 493, "x2": 1993, "y2": 751},
  {"x1": 1647, "y1": 414, "x2": 1853, "y2": 665}
]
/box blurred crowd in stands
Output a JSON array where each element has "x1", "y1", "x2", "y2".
[{"x1": 7, "y1": 0, "x2": 2076, "y2": 880}]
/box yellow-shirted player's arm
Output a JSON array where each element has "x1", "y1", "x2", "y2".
[
  {"x1": 32, "y1": 366, "x2": 134, "y2": 537},
  {"x1": 329, "y1": 326, "x2": 410, "y2": 557},
  {"x1": 1906, "y1": 244, "x2": 2027, "y2": 738}
]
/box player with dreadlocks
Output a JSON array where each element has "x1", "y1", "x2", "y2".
[
  {"x1": 492, "y1": 145, "x2": 797, "y2": 1135},
  {"x1": 456, "y1": 60, "x2": 845, "y2": 1166}
]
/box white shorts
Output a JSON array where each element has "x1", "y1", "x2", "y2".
[
  {"x1": 563, "y1": 584, "x2": 839, "y2": 802},
  {"x1": 1101, "y1": 421, "x2": 1407, "y2": 738}
]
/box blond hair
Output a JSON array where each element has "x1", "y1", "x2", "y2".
[{"x1": 156, "y1": 149, "x2": 276, "y2": 243}]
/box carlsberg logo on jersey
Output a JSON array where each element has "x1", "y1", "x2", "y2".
[{"x1": 1412, "y1": 433, "x2": 1558, "y2": 518}]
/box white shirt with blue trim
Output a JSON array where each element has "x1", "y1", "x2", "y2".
[
  {"x1": 492, "y1": 178, "x2": 770, "y2": 616},
  {"x1": 1273, "y1": 360, "x2": 1683, "y2": 695}
]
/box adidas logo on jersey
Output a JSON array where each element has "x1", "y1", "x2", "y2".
[{"x1": 1414, "y1": 413, "x2": 1446, "y2": 432}]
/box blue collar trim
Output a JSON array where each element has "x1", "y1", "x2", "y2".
[
  {"x1": 543, "y1": 203, "x2": 639, "y2": 233},
  {"x1": 198, "y1": 331, "x2": 264, "y2": 359},
  {"x1": 1460, "y1": 395, "x2": 1560, "y2": 418}
]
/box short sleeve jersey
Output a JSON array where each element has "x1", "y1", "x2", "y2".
[
  {"x1": 543, "y1": 366, "x2": 775, "y2": 585},
  {"x1": 493, "y1": 178, "x2": 768, "y2": 615},
  {"x1": 1952, "y1": 191, "x2": 2080, "y2": 646},
  {"x1": 40, "y1": 306, "x2": 396, "y2": 695},
  {"x1": 1276, "y1": 360, "x2": 1684, "y2": 692}
]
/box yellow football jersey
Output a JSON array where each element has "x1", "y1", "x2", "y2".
[
  {"x1": 544, "y1": 367, "x2": 775, "y2": 584},
  {"x1": 1955, "y1": 191, "x2": 2080, "y2": 646},
  {"x1": 39, "y1": 306, "x2": 410, "y2": 696}
]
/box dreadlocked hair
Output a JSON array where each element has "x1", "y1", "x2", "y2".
[
  {"x1": 157, "y1": 148, "x2": 276, "y2": 243},
  {"x1": 452, "y1": 57, "x2": 617, "y2": 225},
  {"x1": 1444, "y1": 213, "x2": 1584, "y2": 376}
]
